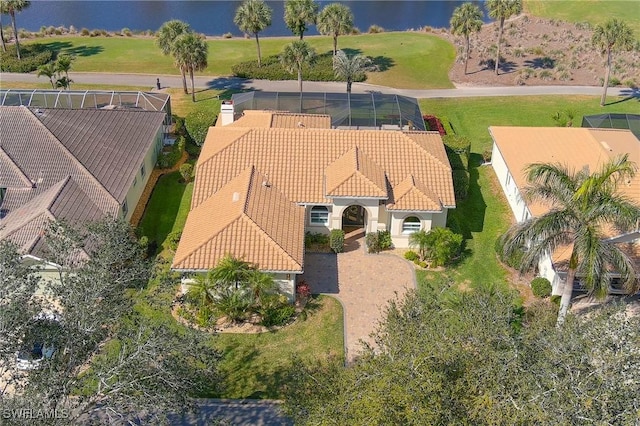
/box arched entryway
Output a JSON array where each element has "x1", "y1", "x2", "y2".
[{"x1": 342, "y1": 205, "x2": 367, "y2": 234}]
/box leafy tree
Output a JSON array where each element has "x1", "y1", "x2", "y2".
[
  {"x1": 280, "y1": 39, "x2": 316, "y2": 94},
  {"x1": 156, "y1": 20, "x2": 191, "y2": 94},
  {"x1": 172, "y1": 32, "x2": 208, "y2": 102},
  {"x1": 332, "y1": 50, "x2": 371, "y2": 93},
  {"x1": 234, "y1": 0, "x2": 272, "y2": 67},
  {"x1": 485, "y1": 0, "x2": 521, "y2": 75},
  {"x1": 284, "y1": 0, "x2": 318, "y2": 40},
  {"x1": 317, "y1": 3, "x2": 354, "y2": 55},
  {"x1": 283, "y1": 285, "x2": 640, "y2": 425},
  {"x1": 450, "y1": 2, "x2": 484, "y2": 75},
  {"x1": 36, "y1": 61, "x2": 57, "y2": 88},
  {"x1": 0, "y1": 0, "x2": 30, "y2": 60},
  {"x1": 185, "y1": 108, "x2": 215, "y2": 146},
  {"x1": 592, "y1": 18, "x2": 635, "y2": 106},
  {"x1": 502, "y1": 155, "x2": 640, "y2": 325}
]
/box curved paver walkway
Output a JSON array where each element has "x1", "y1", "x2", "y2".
[{"x1": 301, "y1": 235, "x2": 415, "y2": 362}]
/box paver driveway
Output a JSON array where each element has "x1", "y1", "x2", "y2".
[{"x1": 301, "y1": 236, "x2": 415, "y2": 361}]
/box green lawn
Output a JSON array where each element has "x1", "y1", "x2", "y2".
[
  {"x1": 138, "y1": 171, "x2": 193, "y2": 250},
  {"x1": 25, "y1": 32, "x2": 455, "y2": 89},
  {"x1": 524, "y1": 0, "x2": 640, "y2": 33},
  {"x1": 214, "y1": 296, "x2": 344, "y2": 399}
]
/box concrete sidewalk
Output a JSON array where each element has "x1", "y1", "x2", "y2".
[{"x1": 1, "y1": 71, "x2": 636, "y2": 99}]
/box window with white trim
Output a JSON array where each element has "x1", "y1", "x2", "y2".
[
  {"x1": 310, "y1": 206, "x2": 329, "y2": 225},
  {"x1": 402, "y1": 216, "x2": 421, "y2": 234}
]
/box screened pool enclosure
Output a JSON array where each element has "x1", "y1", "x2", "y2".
[{"x1": 231, "y1": 91, "x2": 426, "y2": 130}]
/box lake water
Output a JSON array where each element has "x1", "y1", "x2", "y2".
[{"x1": 12, "y1": 1, "x2": 488, "y2": 36}]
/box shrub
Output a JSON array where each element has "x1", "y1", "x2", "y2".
[
  {"x1": 378, "y1": 230, "x2": 393, "y2": 250},
  {"x1": 452, "y1": 169, "x2": 469, "y2": 201},
  {"x1": 443, "y1": 134, "x2": 470, "y2": 171},
  {"x1": 296, "y1": 280, "x2": 312, "y2": 298},
  {"x1": 368, "y1": 25, "x2": 385, "y2": 34},
  {"x1": 496, "y1": 237, "x2": 526, "y2": 270},
  {"x1": 422, "y1": 227, "x2": 463, "y2": 267},
  {"x1": 166, "y1": 230, "x2": 182, "y2": 251},
  {"x1": 185, "y1": 110, "x2": 216, "y2": 146},
  {"x1": 0, "y1": 44, "x2": 53, "y2": 72},
  {"x1": 157, "y1": 136, "x2": 185, "y2": 169},
  {"x1": 179, "y1": 163, "x2": 194, "y2": 183},
  {"x1": 365, "y1": 232, "x2": 381, "y2": 254},
  {"x1": 550, "y1": 295, "x2": 561, "y2": 306},
  {"x1": 531, "y1": 277, "x2": 552, "y2": 298},
  {"x1": 482, "y1": 148, "x2": 492, "y2": 163},
  {"x1": 260, "y1": 303, "x2": 296, "y2": 327},
  {"x1": 223, "y1": 32, "x2": 233, "y2": 38},
  {"x1": 624, "y1": 79, "x2": 637, "y2": 89},
  {"x1": 121, "y1": 27, "x2": 132, "y2": 36},
  {"x1": 608, "y1": 77, "x2": 621, "y2": 87},
  {"x1": 305, "y1": 232, "x2": 329, "y2": 248},
  {"x1": 404, "y1": 250, "x2": 419, "y2": 262},
  {"x1": 329, "y1": 229, "x2": 345, "y2": 253}
]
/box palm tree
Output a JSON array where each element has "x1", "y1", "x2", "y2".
[
  {"x1": 1, "y1": 0, "x2": 31, "y2": 60},
  {"x1": 280, "y1": 39, "x2": 315, "y2": 99},
  {"x1": 0, "y1": 10, "x2": 6, "y2": 52},
  {"x1": 284, "y1": 0, "x2": 318, "y2": 40},
  {"x1": 247, "y1": 270, "x2": 277, "y2": 302},
  {"x1": 502, "y1": 155, "x2": 640, "y2": 325},
  {"x1": 156, "y1": 20, "x2": 191, "y2": 95},
  {"x1": 450, "y1": 3, "x2": 484, "y2": 75},
  {"x1": 317, "y1": 3, "x2": 354, "y2": 55},
  {"x1": 234, "y1": 0, "x2": 272, "y2": 67},
  {"x1": 211, "y1": 255, "x2": 253, "y2": 290},
  {"x1": 172, "y1": 32, "x2": 208, "y2": 102},
  {"x1": 186, "y1": 270, "x2": 218, "y2": 309},
  {"x1": 409, "y1": 230, "x2": 430, "y2": 261},
  {"x1": 36, "y1": 62, "x2": 57, "y2": 89},
  {"x1": 55, "y1": 76, "x2": 73, "y2": 90},
  {"x1": 592, "y1": 19, "x2": 635, "y2": 106},
  {"x1": 485, "y1": 0, "x2": 521, "y2": 75},
  {"x1": 55, "y1": 54, "x2": 73, "y2": 79},
  {"x1": 333, "y1": 50, "x2": 371, "y2": 93}
]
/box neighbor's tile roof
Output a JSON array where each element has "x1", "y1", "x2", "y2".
[
  {"x1": 325, "y1": 147, "x2": 388, "y2": 198},
  {"x1": 490, "y1": 126, "x2": 640, "y2": 217},
  {"x1": 387, "y1": 175, "x2": 442, "y2": 211},
  {"x1": 195, "y1": 127, "x2": 455, "y2": 209},
  {"x1": 228, "y1": 110, "x2": 331, "y2": 129},
  {"x1": 0, "y1": 106, "x2": 164, "y2": 257},
  {"x1": 172, "y1": 167, "x2": 305, "y2": 272}
]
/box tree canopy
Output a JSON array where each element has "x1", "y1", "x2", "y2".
[
  {"x1": 317, "y1": 3, "x2": 354, "y2": 55},
  {"x1": 284, "y1": 0, "x2": 318, "y2": 40},
  {"x1": 450, "y1": 2, "x2": 484, "y2": 75},
  {"x1": 485, "y1": 0, "x2": 521, "y2": 74},
  {"x1": 234, "y1": 0, "x2": 272, "y2": 66},
  {"x1": 592, "y1": 19, "x2": 635, "y2": 106}
]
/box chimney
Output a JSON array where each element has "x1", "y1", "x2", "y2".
[{"x1": 221, "y1": 100, "x2": 235, "y2": 126}]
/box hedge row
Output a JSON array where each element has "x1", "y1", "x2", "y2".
[
  {"x1": 232, "y1": 52, "x2": 367, "y2": 82},
  {"x1": 0, "y1": 44, "x2": 53, "y2": 72}
]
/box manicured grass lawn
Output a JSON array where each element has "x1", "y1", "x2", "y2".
[
  {"x1": 25, "y1": 32, "x2": 455, "y2": 89},
  {"x1": 214, "y1": 296, "x2": 344, "y2": 399},
  {"x1": 420, "y1": 95, "x2": 640, "y2": 154},
  {"x1": 524, "y1": 0, "x2": 640, "y2": 33},
  {"x1": 138, "y1": 171, "x2": 193, "y2": 250},
  {"x1": 167, "y1": 87, "x2": 223, "y2": 117}
]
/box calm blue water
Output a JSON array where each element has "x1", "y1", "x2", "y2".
[{"x1": 9, "y1": 1, "x2": 488, "y2": 36}]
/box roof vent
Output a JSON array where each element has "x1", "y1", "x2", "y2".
[
  {"x1": 34, "y1": 108, "x2": 44, "y2": 116},
  {"x1": 262, "y1": 181, "x2": 271, "y2": 188},
  {"x1": 600, "y1": 141, "x2": 612, "y2": 151},
  {"x1": 232, "y1": 192, "x2": 240, "y2": 202},
  {"x1": 297, "y1": 121, "x2": 305, "y2": 128}
]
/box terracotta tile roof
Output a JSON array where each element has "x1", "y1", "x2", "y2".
[
  {"x1": 173, "y1": 167, "x2": 305, "y2": 272},
  {"x1": 387, "y1": 175, "x2": 442, "y2": 211},
  {"x1": 490, "y1": 127, "x2": 640, "y2": 217},
  {"x1": 325, "y1": 147, "x2": 388, "y2": 198},
  {"x1": 195, "y1": 127, "x2": 454, "y2": 209},
  {"x1": 228, "y1": 110, "x2": 331, "y2": 129}
]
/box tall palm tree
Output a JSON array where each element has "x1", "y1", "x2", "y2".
[
  {"x1": 234, "y1": 0, "x2": 272, "y2": 67},
  {"x1": 0, "y1": 10, "x2": 6, "y2": 52},
  {"x1": 317, "y1": 3, "x2": 354, "y2": 55},
  {"x1": 450, "y1": 3, "x2": 484, "y2": 75},
  {"x1": 36, "y1": 62, "x2": 57, "y2": 89},
  {"x1": 592, "y1": 19, "x2": 635, "y2": 106},
  {"x1": 284, "y1": 0, "x2": 318, "y2": 40},
  {"x1": 485, "y1": 0, "x2": 521, "y2": 75},
  {"x1": 156, "y1": 20, "x2": 191, "y2": 95},
  {"x1": 211, "y1": 255, "x2": 253, "y2": 290},
  {"x1": 502, "y1": 155, "x2": 640, "y2": 325},
  {"x1": 172, "y1": 32, "x2": 208, "y2": 102},
  {"x1": 280, "y1": 39, "x2": 316, "y2": 98},
  {"x1": 1, "y1": 0, "x2": 31, "y2": 60},
  {"x1": 332, "y1": 50, "x2": 370, "y2": 93}
]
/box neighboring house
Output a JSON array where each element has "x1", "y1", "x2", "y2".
[
  {"x1": 173, "y1": 109, "x2": 455, "y2": 299},
  {"x1": 490, "y1": 126, "x2": 640, "y2": 295},
  {"x1": 0, "y1": 105, "x2": 165, "y2": 267}
]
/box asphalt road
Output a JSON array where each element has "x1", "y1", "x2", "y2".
[{"x1": 1, "y1": 71, "x2": 637, "y2": 99}]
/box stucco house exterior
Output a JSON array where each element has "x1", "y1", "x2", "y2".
[
  {"x1": 173, "y1": 110, "x2": 455, "y2": 299},
  {"x1": 0, "y1": 105, "x2": 166, "y2": 277},
  {"x1": 490, "y1": 126, "x2": 640, "y2": 295}
]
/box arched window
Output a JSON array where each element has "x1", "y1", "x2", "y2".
[
  {"x1": 402, "y1": 216, "x2": 421, "y2": 234},
  {"x1": 310, "y1": 206, "x2": 329, "y2": 225}
]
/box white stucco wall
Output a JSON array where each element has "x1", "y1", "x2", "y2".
[
  {"x1": 180, "y1": 272, "x2": 297, "y2": 303},
  {"x1": 389, "y1": 210, "x2": 448, "y2": 248},
  {"x1": 330, "y1": 198, "x2": 381, "y2": 233}
]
